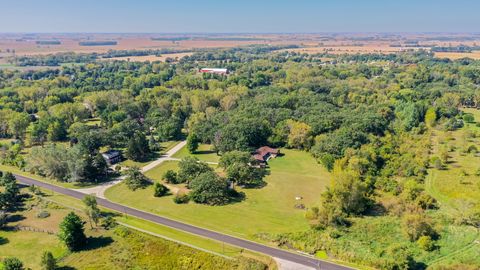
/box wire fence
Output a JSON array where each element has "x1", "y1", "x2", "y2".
[{"x1": 12, "y1": 225, "x2": 55, "y2": 235}]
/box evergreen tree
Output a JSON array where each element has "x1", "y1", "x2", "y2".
[{"x1": 58, "y1": 212, "x2": 87, "y2": 251}]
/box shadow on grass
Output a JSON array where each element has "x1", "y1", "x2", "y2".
[
  {"x1": 56, "y1": 266, "x2": 77, "y2": 270},
  {"x1": 192, "y1": 150, "x2": 217, "y2": 155},
  {"x1": 0, "y1": 237, "x2": 9, "y2": 245},
  {"x1": 82, "y1": 236, "x2": 114, "y2": 251},
  {"x1": 6, "y1": 214, "x2": 26, "y2": 223}
]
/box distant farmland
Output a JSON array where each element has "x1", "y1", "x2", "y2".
[{"x1": 435, "y1": 51, "x2": 480, "y2": 60}]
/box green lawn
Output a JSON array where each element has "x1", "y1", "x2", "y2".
[
  {"x1": 144, "y1": 160, "x2": 179, "y2": 180},
  {"x1": 426, "y1": 108, "x2": 480, "y2": 212},
  {"x1": 105, "y1": 149, "x2": 330, "y2": 239},
  {"x1": 120, "y1": 140, "x2": 180, "y2": 168},
  {"x1": 172, "y1": 143, "x2": 220, "y2": 163}
]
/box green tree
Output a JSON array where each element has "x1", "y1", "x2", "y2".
[
  {"x1": 124, "y1": 167, "x2": 149, "y2": 191},
  {"x1": 286, "y1": 119, "x2": 312, "y2": 149},
  {"x1": 0, "y1": 172, "x2": 20, "y2": 210},
  {"x1": 41, "y1": 251, "x2": 57, "y2": 270},
  {"x1": 189, "y1": 171, "x2": 230, "y2": 205},
  {"x1": 162, "y1": 169, "x2": 178, "y2": 184},
  {"x1": 47, "y1": 120, "x2": 67, "y2": 142},
  {"x1": 186, "y1": 132, "x2": 200, "y2": 153},
  {"x1": 82, "y1": 195, "x2": 101, "y2": 229},
  {"x1": 126, "y1": 131, "x2": 150, "y2": 161},
  {"x1": 2, "y1": 257, "x2": 24, "y2": 270},
  {"x1": 8, "y1": 112, "x2": 30, "y2": 139},
  {"x1": 219, "y1": 151, "x2": 265, "y2": 187},
  {"x1": 58, "y1": 212, "x2": 87, "y2": 251},
  {"x1": 177, "y1": 157, "x2": 213, "y2": 184},
  {"x1": 425, "y1": 107, "x2": 437, "y2": 128}
]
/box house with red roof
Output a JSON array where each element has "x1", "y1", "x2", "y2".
[{"x1": 253, "y1": 146, "x2": 280, "y2": 167}]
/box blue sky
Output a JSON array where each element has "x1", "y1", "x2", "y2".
[{"x1": 1, "y1": 0, "x2": 479, "y2": 33}]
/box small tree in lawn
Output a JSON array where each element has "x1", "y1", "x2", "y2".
[
  {"x1": 124, "y1": 167, "x2": 149, "y2": 191},
  {"x1": 82, "y1": 195, "x2": 101, "y2": 229},
  {"x1": 154, "y1": 182, "x2": 169, "y2": 197},
  {"x1": 186, "y1": 132, "x2": 200, "y2": 153},
  {"x1": 3, "y1": 257, "x2": 24, "y2": 270},
  {"x1": 41, "y1": 251, "x2": 56, "y2": 270},
  {"x1": 58, "y1": 212, "x2": 87, "y2": 251},
  {"x1": 162, "y1": 169, "x2": 178, "y2": 184}
]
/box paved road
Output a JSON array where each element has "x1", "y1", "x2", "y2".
[{"x1": 15, "y1": 174, "x2": 355, "y2": 270}]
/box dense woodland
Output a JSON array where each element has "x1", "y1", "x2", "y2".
[{"x1": 1, "y1": 46, "x2": 480, "y2": 269}]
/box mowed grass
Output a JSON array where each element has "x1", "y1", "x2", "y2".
[
  {"x1": 0, "y1": 187, "x2": 263, "y2": 270},
  {"x1": 426, "y1": 108, "x2": 480, "y2": 212},
  {"x1": 172, "y1": 144, "x2": 220, "y2": 163},
  {"x1": 120, "y1": 140, "x2": 180, "y2": 168},
  {"x1": 105, "y1": 149, "x2": 330, "y2": 239}
]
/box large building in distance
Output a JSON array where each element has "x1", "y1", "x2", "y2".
[{"x1": 199, "y1": 68, "x2": 228, "y2": 75}]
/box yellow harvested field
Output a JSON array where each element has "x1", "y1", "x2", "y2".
[
  {"x1": 277, "y1": 45, "x2": 417, "y2": 55},
  {"x1": 100, "y1": 52, "x2": 193, "y2": 62},
  {"x1": 435, "y1": 51, "x2": 480, "y2": 60}
]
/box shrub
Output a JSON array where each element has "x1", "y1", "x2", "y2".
[
  {"x1": 173, "y1": 192, "x2": 190, "y2": 204},
  {"x1": 417, "y1": 235, "x2": 435, "y2": 251},
  {"x1": 3, "y1": 257, "x2": 24, "y2": 270},
  {"x1": 467, "y1": 145, "x2": 478, "y2": 154},
  {"x1": 401, "y1": 213, "x2": 436, "y2": 241},
  {"x1": 163, "y1": 170, "x2": 178, "y2": 184},
  {"x1": 305, "y1": 207, "x2": 320, "y2": 220},
  {"x1": 101, "y1": 216, "x2": 117, "y2": 230},
  {"x1": 415, "y1": 193, "x2": 437, "y2": 210},
  {"x1": 462, "y1": 114, "x2": 475, "y2": 123},
  {"x1": 431, "y1": 156, "x2": 444, "y2": 170},
  {"x1": 154, "y1": 182, "x2": 169, "y2": 197},
  {"x1": 41, "y1": 251, "x2": 56, "y2": 270}
]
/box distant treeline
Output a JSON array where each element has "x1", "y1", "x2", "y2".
[
  {"x1": 101, "y1": 48, "x2": 192, "y2": 59},
  {"x1": 79, "y1": 41, "x2": 118, "y2": 46},
  {"x1": 431, "y1": 45, "x2": 480, "y2": 53},
  {"x1": 203, "y1": 37, "x2": 265, "y2": 41},
  {"x1": 13, "y1": 49, "x2": 195, "y2": 66},
  {"x1": 151, "y1": 37, "x2": 191, "y2": 41},
  {"x1": 36, "y1": 40, "x2": 61, "y2": 45},
  {"x1": 15, "y1": 52, "x2": 98, "y2": 66},
  {"x1": 182, "y1": 44, "x2": 300, "y2": 62}
]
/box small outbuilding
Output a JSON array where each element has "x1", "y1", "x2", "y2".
[
  {"x1": 200, "y1": 68, "x2": 228, "y2": 75},
  {"x1": 101, "y1": 150, "x2": 122, "y2": 165}
]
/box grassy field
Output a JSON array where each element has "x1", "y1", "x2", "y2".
[
  {"x1": 172, "y1": 143, "x2": 220, "y2": 163},
  {"x1": 105, "y1": 149, "x2": 330, "y2": 239},
  {"x1": 0, "y1": 195, "x2": 71, "y2": 269},
  {"x1": 426, "y1": 108, "x2": 480, "y2": 213},
  {"x1": 0, "y1": 187, "x2": 271, "y2": 270},
  {"x1": 435, "y1": 51, "x2": 480, "y2": 60}
]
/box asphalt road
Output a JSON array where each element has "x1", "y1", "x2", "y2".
[{"x1": 15, "y1": 174, "x2": 355, "y2": 270}]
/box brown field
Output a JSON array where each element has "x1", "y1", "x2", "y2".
[
  {"x1": 434, "y1": 51, "x2": 480, "y2": 60},
  {"x1": 1, "y1": 33, "x2": 480, "y2": 59},
  {"x1": 100, "y1": 52, "x2": 194, "y2": 62}
]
